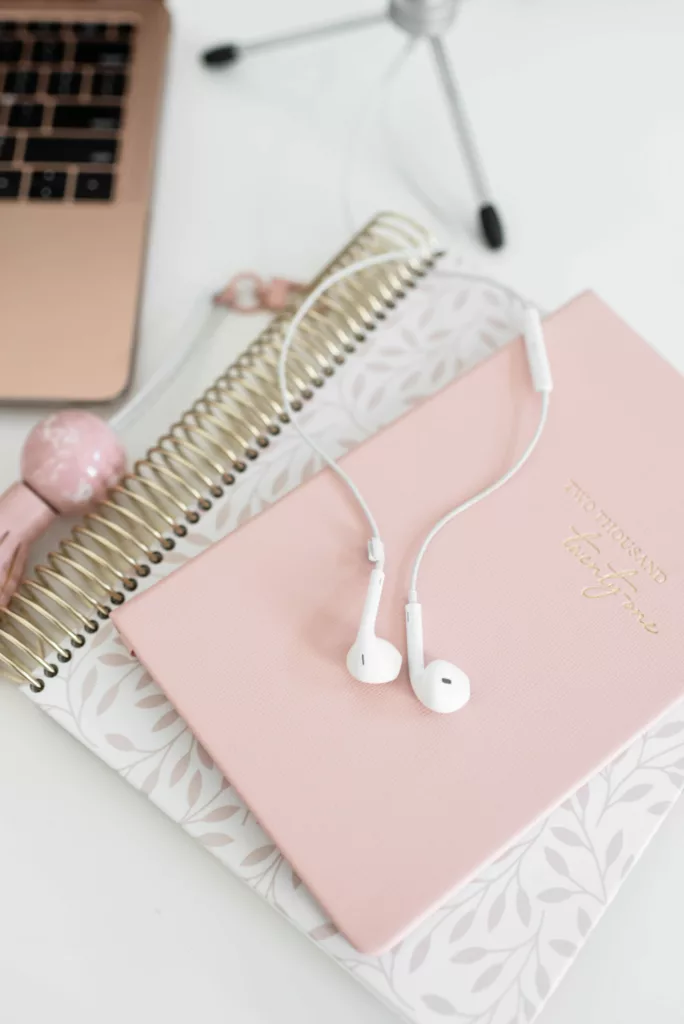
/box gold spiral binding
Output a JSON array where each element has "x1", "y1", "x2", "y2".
[{"x1": 0, "y1": 213, "x2": 439, "y2": 693}]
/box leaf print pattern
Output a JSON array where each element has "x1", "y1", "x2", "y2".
[
  {"x1": 25, "y1": 267, "x2": 684, "y2": 1023},
  {"x1": 410, "y1": 935, "x2": 432, "y2": 973}
]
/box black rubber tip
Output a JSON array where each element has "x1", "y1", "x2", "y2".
[
  {"x1": 479, "y1": 203, "x2": 505, "y2": 250},
  {"x1": 202, "y1": 43, "x2": 241, "y2": 67}
]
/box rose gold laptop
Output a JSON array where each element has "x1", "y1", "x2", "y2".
[{"x1": 0, "y1": 2, "x2": 169, "y2": 403}]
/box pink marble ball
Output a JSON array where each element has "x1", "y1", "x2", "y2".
[{"x1": 21, "y1": 410, "x2": 126, "y2": 515}]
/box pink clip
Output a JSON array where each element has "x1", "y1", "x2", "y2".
[
  {"x1": 214, "y1": 273, "x2": 307, "y2": 314},
  {"x1": 261, "y1": 277, "x2": 308, "y2": 311},
  {"x1": 213, "y1": 272, "x2": 265, "y2": 314}
]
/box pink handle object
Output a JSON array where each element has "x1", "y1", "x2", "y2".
[
  {"x1": 0, "y1": 410, "x2": 126, "y2": 607},
  {"x1": 1, "y1": 276, "x2": 305, "y2": 610},
  {"x1": 0, "y1": 483, "x2": 56, "y2": 606},
  {"x1": 21, "y1": 410, "x2": 125, "y2": 516}
]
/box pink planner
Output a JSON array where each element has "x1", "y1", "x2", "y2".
[{"x1": 113, "y1": 292, "x2": 684, "y2": 957}]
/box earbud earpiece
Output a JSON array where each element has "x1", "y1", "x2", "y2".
[
  {"x1": 411, "y1": 658, "x2": 471, "y2": 714},
  {"x1": 405, "y1": 601, "x2": 470, "y2": 713},
  {"x1": 346, "y1": 567, "x2": 402, "y2": 684},
  {"x1": 347, "y1": 634, "x2": 402, "y2": 685}
]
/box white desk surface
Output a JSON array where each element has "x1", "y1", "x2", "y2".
[{"x1": 2, "y1": 0, "x2": 684, "y2": 1021}]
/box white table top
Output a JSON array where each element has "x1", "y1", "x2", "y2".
[{"x1": 2, "y1": 0, "x2": 684, "y2": 1021}]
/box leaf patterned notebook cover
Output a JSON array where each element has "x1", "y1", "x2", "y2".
[{"x1": 21, "y1": 269, "x2": 684, "y2": 1024}]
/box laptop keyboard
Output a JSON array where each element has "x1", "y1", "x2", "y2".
[{"x1": 0, "y1": 20, "x2": 135, "y2": 202}]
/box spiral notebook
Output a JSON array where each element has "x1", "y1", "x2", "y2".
[{"x1": 2, "y1": 214, "x2": 683, "y2": 1024}]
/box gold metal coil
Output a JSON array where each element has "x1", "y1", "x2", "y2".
[
  {"x1": 20, "y1": 579, "x2": 94, "y2": 635},
  {"x1": 0, "y1": 214, "x2": 438, "y2": 689},
  {"x1": 48, "y1": 551, "x2": 119, "y2": 604},
  {"x1": 177, "y1": 418, "x2": 245, "y2": 472},
  {"x1": 98, "y1": 499, "x2": 168, "y2": 549},
  {"x1": 136, "y1": 459, "x2": 205, "y2": 508},
  {"x1": 0, "y1": 649, "x2": 36, "y2": 688},
  {"x1": 193, "y1": 403, "x2": 258, "y2": 457},
  {"x1": 209, "y1": 386, "x2": 272, "y2": 435},
  {"x1": 159, "y1": 435, "x2": 227, "y2": 484},
  {"x1": 72, "y1": 525, "x2": 142, "y2": 576},
  {"x1": 61, "y1": 539, "x2": 129, "y2": 589},
  {"x1": 125, "y1": 473, "x2": 194, "y2": 522},
  {"x1": 0, "y1": 626, "x2": 56, "y2": 677},
  {"x1": 11, "y1": 590, "x2": 83, "y2": 647},
  {"x1": 0, "y1": 607, "x2": 70, "y2": 662},
  {"x1": 85, "y1": 514, "x2": 154, "y2": 563},
  {"x1": 110, "y1": 482, "x2": 182, "y2": 534},
  {"x1": 33, "y1": 563, "x2": 109, "y2": 626},
  {"x1": 149, "y1": 445, "x2": 215, "y2": 492}
]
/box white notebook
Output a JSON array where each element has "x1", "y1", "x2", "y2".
[{"x1": 2, "y1": 215, "x2": 683, "y2": 1024}]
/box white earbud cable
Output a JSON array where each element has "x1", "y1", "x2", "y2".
[
  {"x1": 278, "y1": 249, "x2": 550, "y2": 582},
  {"x1": 278, "y1": 250, "x2": 431, "y2": 567},
  {"x1": 408, "y1": 388, "x2": 549, "y2": 600}
]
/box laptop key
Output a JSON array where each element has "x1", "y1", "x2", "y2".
[
  {"x1": 74, "y1": 171, "x2": 113, "y2": 201},
  {"x1": 74, "y1": 41, "x2": 130, "y2": 66},
  {"x1": 48, "y1": 71, "x2": 82, "y2": 96},
  {"x1": 116, "y1": 24, "x2": 134, "y2": 40},
  {"x1": 32, "y1": 40, "x2": 66, "y2": 63},
  {"x1": 0, "y1": 170, "x2": 20, "y2": 197},
  {"x1": 0, "y1": 136, "x2": 15, "y2": 161},
  {"x1": 0, "y1": 22, "x2": 17, "y2": 35},
  {"x1": 9, "y1": 103, "x2": 43, "y2": 129},
  {"x1": 92, "y1": 73, "x2": 126, "y2": 97},
  {"x1": 5, "y1": 70, "x2": 39, "y2": 95},
  {"x1": 0, "y1": 39, "x2": 21, "y2": 62},
  {"x1": 25, "y1": 136, "x2": 117, "y2": 164},
  {"x1": 54, "y1": 104, "x2": 121, "y2": 131},
  {"x1": 72, "y1": 23, "x2": 108, "y2": 38},
  {"x1": 29, "y1": 170, "x2": 66, "y2": 200},
  {"x1": 28, "y1": 22, "x2": 62, "y2": 35}
]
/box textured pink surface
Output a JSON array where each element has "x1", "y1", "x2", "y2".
[
  {"x1": 114, "y1": 293, "x2": 684, "y2": 955},
  {"x1": 0, "y1": 482, "x2": 56, "y2": 606},
  {"x1": 22, "y1": 410, "x2": 126, "y2": 515}
]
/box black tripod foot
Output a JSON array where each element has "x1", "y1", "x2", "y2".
[
  {"x1": 479, "y1": 203, "x2": 505, "y2": 250},
  {"x1": 202, "y1": 43, "x2": 242, "y2": 68}
]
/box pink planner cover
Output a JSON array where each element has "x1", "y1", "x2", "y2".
[{"x1": 113, "y1": 292, "x2": 684, "y2": 957}]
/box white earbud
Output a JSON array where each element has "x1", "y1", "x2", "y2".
[
  {"x1": 347, "y1": 567, "x2": 402, "y2": 684},
  {"x1": 405, "y1": 601, "x2": 470, "y2": 714},
  {"x1": 278, "y1": 247, "x2": 552, "y2": 712}
]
